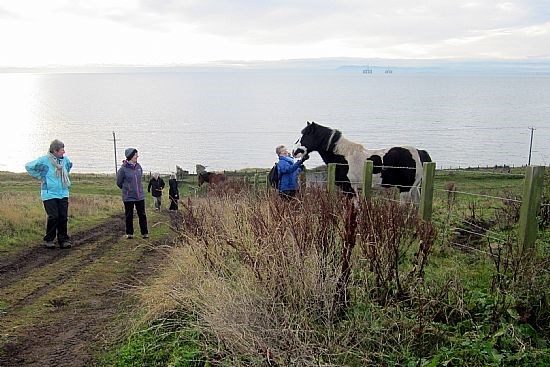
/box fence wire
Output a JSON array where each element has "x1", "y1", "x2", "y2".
[
  {"x1": 450, "y1": 226, "x2": 509, "y2": 245},
  {"x1": 440, "y1": 169, "x2": 525, "y2": 177},
  {"x1": 435, "y1": 188, "x2": 522, "y2": 203},
  {"x1": 441, "y1": 206, "x2": 525, "y2": 251}
]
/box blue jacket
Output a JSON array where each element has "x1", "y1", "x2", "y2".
[
  {"x1": 278, "y1": 155, "x2": 302, "y2": 192},
  {"x1": 25, "y1": 154, "x2": 73, "y2": 201},
  {"x1": 116, "y1": 161, "x2": 146, "y2": 202}
]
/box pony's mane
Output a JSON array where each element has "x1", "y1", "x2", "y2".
[{"x1": 333, "y1": 135, "x2": 366, "y2": 157}]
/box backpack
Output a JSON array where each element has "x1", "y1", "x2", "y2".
[{"x1": 268, "y1": 163, "x2": 279, "y2": 189}]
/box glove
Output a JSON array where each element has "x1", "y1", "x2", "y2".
[
  {"x1": 300, "y1": 164, "x2": 305, "y2": 170},
  {"x1": 301, "y1": 153, "x2": 310, "y2": 162}
]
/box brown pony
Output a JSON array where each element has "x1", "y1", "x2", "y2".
[{"x1": 198, "y1": 171, "x2": 227, "y2": 186}]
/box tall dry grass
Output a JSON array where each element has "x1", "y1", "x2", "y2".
[{"x1": 140, "y1": 189, "x2": 441, "y2": 366}]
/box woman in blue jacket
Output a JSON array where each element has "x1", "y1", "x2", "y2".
[
  {"x1": 276, "y1": 145, "x2": 308, "y2": 198},
  {"x1": 116, "y1": 148, "x2": 149, "y2": 239},
  {"x1": 25, "y1": 139, "x2": 73, "y2": 249}
]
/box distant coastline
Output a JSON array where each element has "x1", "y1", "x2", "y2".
[{"x1": 2, "y1": 57, "x2": 550, "y2": 75}]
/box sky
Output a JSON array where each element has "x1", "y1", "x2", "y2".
[{"x1": 1, "y1": 0, "x2": 549, "y2": 67}]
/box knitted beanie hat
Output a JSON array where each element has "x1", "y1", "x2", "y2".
[{"x1": 125, "y1": 148, "x2": 137, "y2": 160}]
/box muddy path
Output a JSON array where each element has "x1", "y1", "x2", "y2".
[{"x1": 0, "y1": 213, "x2": 177, "y2": 367}]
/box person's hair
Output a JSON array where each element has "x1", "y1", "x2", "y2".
[
  {"x1": 153, "y1": 172, "x2": 160, "y2": 178},
  {"x1": 275, "y1": 145, "x2": 285, "y2": 155},
  {"x1": 49, "y1": 139, "x2": 65, "y2": 153}
]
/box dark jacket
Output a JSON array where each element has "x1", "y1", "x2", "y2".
[
  {"x1": 148, "y1": 177, "x2": 165, "y2": 197},
  {"x1": 168, "y1": 178, "x2": 179, "y2": 199},
  {"x1": 116, "y1": 161, "x2": 145, "y2": 202},
  {"x1": 277, "y1": 155, "x2": 302, "y2": 192}
]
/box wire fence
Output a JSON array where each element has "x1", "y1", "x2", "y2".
[{"x1": 167, "y1": 159, "x2": 548, "y2": 253}]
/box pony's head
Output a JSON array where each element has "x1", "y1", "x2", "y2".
[
  {"x1": 292, "y1": 121, "x2": 340, "y2": 157},
  {"x1": 197, "y1": 171, "x2": 209, "y2": 186}
]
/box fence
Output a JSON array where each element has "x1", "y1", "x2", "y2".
[
  {"x1": 282, "y1": 162, "x2": 547, "y2": 251},
  {"x1": 187, "y1": 162, "x2": 547, "y2": 250}
]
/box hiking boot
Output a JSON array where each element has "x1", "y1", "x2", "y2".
[
  {"x1": 125, "y1": 234, "x2": 134, "y2": 239},
  {"x1": 44, "y1": 241, "x2": 56, "y2": 249},
  {"x1": 59, "y1": 241, "x2": 72, "y2": 249},
  {"x1": 142, "y1": 234, "x2": 149, "y2": 239}
]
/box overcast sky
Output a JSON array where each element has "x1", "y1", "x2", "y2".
[{"x1": 1, "y1": 0, "x2": 549, "y2": 67}]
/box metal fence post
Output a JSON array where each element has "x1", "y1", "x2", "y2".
[
  {"x1": 518, "y1": 166, "x2": 545, "y2": 252},
  {"x1": 419, "y1": 162, "x2": 436, "y2": 221},
  {"x1": 327, "y1": 163, "x2": 336, "y2": 195},
  {"x1": 362, "y1": 160, "x2": 373, "y2": 200}
]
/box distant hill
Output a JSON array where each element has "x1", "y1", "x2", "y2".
[{"x1": 2, "y1": 57, "x2": 550, "y2": 74}]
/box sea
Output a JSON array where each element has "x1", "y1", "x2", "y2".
[{"x1": 2, "y1": 70, "x2": 549, "y2": 174}]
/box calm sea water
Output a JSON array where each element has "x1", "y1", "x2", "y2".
[{"x1": 2, "y1": 71, "x2": 549, "y2": 174}]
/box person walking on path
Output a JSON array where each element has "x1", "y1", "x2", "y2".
[
  {"x1": 116, "y1": 148, "x2": 149, "y2": 239},
  {"x1": 25, "y1": 139, "x2": 73, "y2": 249},
  {"x1": 148, "y1": 172, "x2": 165, "y2": 211},
  {"x1": 168, "y1": 173, "x2": 179, "y2": 211},
  {"x1": 276, "y1": 144, "x2": 308, "y2": 199}
]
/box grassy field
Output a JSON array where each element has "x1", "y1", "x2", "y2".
[
  {"x1": 1, "y1": 168, "x2": 548, "y2": 366},
  {"x1": 0, "y1": 171, "x2": 203, "y2": 252},
  {"x1": 99, "y1": 167, "x2": 549, "y2": 366}
]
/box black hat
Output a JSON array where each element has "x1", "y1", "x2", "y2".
[{"x1": 125, "y1": 148, "x2": 137, "y2": 160}]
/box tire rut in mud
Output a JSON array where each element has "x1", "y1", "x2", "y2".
[
  {"x1": 0, "y1": 213, "x2": 174, "y2": 367},
  {"x1": 0, "y1": 214, "x2": 125, "y2": 289}
]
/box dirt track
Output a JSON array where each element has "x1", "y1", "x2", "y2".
[{"x1": 0, "y1": 213, "x2": 174, "y2": 367}]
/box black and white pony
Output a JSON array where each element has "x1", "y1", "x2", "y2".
[{"x1": 293, "y1": 121, "x2": 432, "y2": 203}]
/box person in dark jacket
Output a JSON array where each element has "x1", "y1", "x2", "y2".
[
  {"x1": 168, "y1": 174, "x2": 179, "y2": 211},
  {"x1": 25, "y1": 139, "x2": 73, "y2": 249},
  {"x1": 275, "y1": 144, "x2": 308, "y2": 199},
  {"x1": 116, "y1": 148, "x2": 149, "y2": 239},
  {"x1": 148, "y1": 172, "x2": 165, "y2": 211}
]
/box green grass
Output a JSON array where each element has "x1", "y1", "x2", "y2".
[
  {"x1": 0, "y1": 171, "x2": 203, "y2": 252},
  {"x1": 99, "y1": 317, "x2": 206, "y2": 367},
  {"x1": 98, "y1": 167, "x2": 550, "y2": 366},
  {"x1": 2, "y1": 169, "x2": 548, "y2": 366}
]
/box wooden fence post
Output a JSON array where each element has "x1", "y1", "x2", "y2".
[
  {"x1": 362, "y1": 160, "x2": 373, "y2": 200},
  {"x1": 419, "y1": 162, "x2": 436, "y2": 221},
  {"x1": 327, "y1": 163, "x2": 336, "y2": 195},
  {"x1": 253, "y1": 173, "x2": 259, "y2": 195},
  {"x1": 299, "y1": 170, "x2": 307, "y2": 192},
  {"x1": 265, "y1": 174, "x2": 270, "y2": 190},
  {"x1": 518, "y1": 166, "x2": 545, "y2": 252}
]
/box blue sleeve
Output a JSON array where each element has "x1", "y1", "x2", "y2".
[
  {"x1": 25, "y1": 157, "x2": 48, "y2": 180},
  {"x1": 278, "y1": 159, "x2": 303, "y2": 174},
  {"x1": 65, "y1": 157, "x2": 73, "y2": 173}
]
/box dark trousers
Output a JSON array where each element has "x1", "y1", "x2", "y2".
[
  {"x1": 169, "y1": 195, "x2": 179, "y2": 210},
  {"x1": 123, "y1": 200, "x2": 148, "y2": 235},
  {"x1": 43, "y1": 197, "x2": 69, "y2": 243}
]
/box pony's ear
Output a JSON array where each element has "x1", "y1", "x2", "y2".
[
  {"x1": 307, "y1": 121, "x2": 311, "y2": 125},
  {"x1": 311, "y1": 121, "x2": 316, "y2": 125}
]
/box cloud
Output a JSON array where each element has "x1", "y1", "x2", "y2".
[
  {"x1": 0, "y1": 0, "x2": 549, "y2": 65},
  {"x1": 0, "y1": 5, "x2": 20, "y2": 19}
]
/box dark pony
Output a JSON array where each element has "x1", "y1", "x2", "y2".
[
  {"x1": 293, "y1": 121, "x2": 432, "y2": 203},
  {"x1": 198, "y1": 171, "x2": 227, "y2": 187}
]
